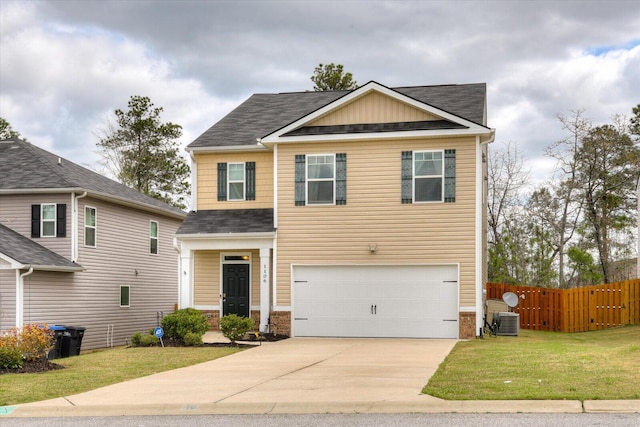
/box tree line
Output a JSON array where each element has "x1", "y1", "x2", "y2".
[{"x1": 489, "y1": 105, "x2": 640, "y2": 287}]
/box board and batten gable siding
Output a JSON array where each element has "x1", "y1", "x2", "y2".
[
  {"x1": 195, "y1": 151, "x2": 274, "y2": 210},
  {"x1": 275, "y1": 136, "x2": 478, "y2": 307},
  {"x1": 68, "y1": 196, "x2": 181, "y2": 349},
  {"x1": 0, "y1": 194, "x2": 72, "y2": 259},
  {"x1": 193, "y1": 249, "x2": 262, "y2": 308},
  {"x1": 308, "y1": 91, "x2": 440, "y2": 127}
]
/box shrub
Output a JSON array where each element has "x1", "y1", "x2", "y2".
[
  {"x1": 0, "y1": 347, "x2": 23, "y2": 369},
  {"x1": 130, "y1": 332, "x2": 144, "y2": 346},
  {"x1": 139, "y1": 334, "x2": 159, "y2": 347},
  {"x1": 220, "y1": 314, "x2": 255, "y2": 344},
  {"x1": 0, "y1": 324, "x2": 53, "y2": 362},
  {"x1": 183, "y1": 332, "x2": 203, "y2": 347},
  {"x1": 161, "y1": 308, "x2": 209, "y2": 339}
]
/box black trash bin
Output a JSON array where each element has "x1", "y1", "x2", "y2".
[
  {"x1": 47, "y1": 325, "x2": 66, "y2": 360},
  {"x1": 61, "y1": 326, "x2": 86, "y2": 357}
]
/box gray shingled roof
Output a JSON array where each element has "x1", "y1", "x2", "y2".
[
  {"x1": 284, "y1": 120, "x2": 466, "y2": 137},
  {"x1": 0, "y1": 139, "x2": 185, "y2": 218},
  {"x1": 189, "y1": 82, "x2": 486, "y2": 149},
  {"x1": 0, "y1": 223, "x2": 82, "y2": 271},
  {"x1": 177, "y1": 209, "x2": 275, "y2": 235}
]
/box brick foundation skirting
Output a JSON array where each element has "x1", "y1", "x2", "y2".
[
  {"x1": 459, "y1": 312, "x2": 476, "y2": 339},
  {"x1": 269, "y1": 311, "x2": 291, "y2": 336}
]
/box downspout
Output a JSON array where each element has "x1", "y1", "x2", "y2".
[
  {"x1": 475, "y1": 130, "x2": 495, "y2": 336},
  {"x1": 17, "y1": 266, "x2": 33, "y2": 328},
  {"x1": 72, "y1": 192, "x2": 88, "y2": 263},
  {"x1": 189, "y1": 151, "x2": 197, "y2": 211}
]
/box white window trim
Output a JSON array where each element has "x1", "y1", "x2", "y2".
[
  {"x1": 227, "y1": 162, "x2": 246, "y2": 201},
  {"x1": 150, "y1": 220, "x2": 159, "y2": 255},
  {"x1": 120, "y1": 285, "x2": 130, "y2": 308},
  {"x1": 306, "y1": 153, "x2": 336, "y2": 205},
  {"x1": 84, "y1": 206, "x2": 97, "y2": 248},
  {"x1": 413, "y1": 149, "x2": 444, "y2": 203},
  {"x1": 41, "y1": 203, "x2": 56, "y2": 237}
]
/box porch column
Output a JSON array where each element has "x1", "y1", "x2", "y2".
[
  {"x1": 259, "y1": 248, "x2": 271, "y2": 333},
  {"x1": 179, "y1": 249, "x2": 193, "y2": 309}
]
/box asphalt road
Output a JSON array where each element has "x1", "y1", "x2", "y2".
[{"x1": 2, "y1": 413, "x2": 639, "y2": 427}]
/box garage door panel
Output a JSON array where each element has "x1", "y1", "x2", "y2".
[{"x1": 293, "y1": 265, "x2": 459, "y2": 339}]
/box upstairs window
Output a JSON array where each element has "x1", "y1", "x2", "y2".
[
  {"x1": 150, "y1": 221, "x2": 158, "y2": 255},
  {"x1": 295, "y1": 153, "x2": 347, "y2": 206},
  {"x1": 402, "y1": 149, "x2": 456, "y2": 204},
  {"x1": 41, "y1": 204, "x2": 57, "y2": 237},
  {"x1": 31, "y1": 203, "x2": 66, "y2": 238},
  {"x1": 217, "y1": 162, "x2": 255, "y2": 201},
  {"x1": 84, "y1": 207, "x2": 97, "y2": 247}
]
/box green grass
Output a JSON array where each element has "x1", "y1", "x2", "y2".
[
  {"x1": 0, "y1": 346, "x2": 244, "y2": 406},
  {"x1": 423, "y1": 325, "x2": 640, "y2": 400}
]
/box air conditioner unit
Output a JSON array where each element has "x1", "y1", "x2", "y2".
[{"x1": 496, "y1": 312, "x2": 519, "y2": 336}]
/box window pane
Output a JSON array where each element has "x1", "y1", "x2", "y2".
[
  {"x1": 415, "y1": 177, "x2": 442, "y2": 202},
  {"x1": 85, "y1": 208, "x2": 96, "y2": 226},
  {"x1": 308, "y1": 181, "x2": 334, "y2": 204},
  {"x1": 150, "y1": 238, "x2": 158, "y2": 254},
  {"x1": 42, "y1": 222, "x2": 55, "y2": 236},
  {"x1": 415, "y1": 154, "x2": 442, "y2": 176},
  {"x1": 228, "y1": 163, "x2": 245, "y2": 181},
  {"x1": 308, "y1": 156, "x2": 334, "y2": 179},
  {"x1": 85, "y1": 228, "x2": 96, "y2": 247},
  {"x1": 229, "y1": 182, "x2": 244, "y2": 200},
  {"x1": 42, "y1": 204, "x2": 55, "y2": 220},
  {"x1": 120, "y1": 286, "x2": 130, "y2": 307},
  {"x1": 150, "y1": 221, "x2": 158, "y2": 238}
]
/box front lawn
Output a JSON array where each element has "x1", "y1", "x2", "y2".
[
  {"x1": 423, "y1": 325, "x2": 640, "y2": 400},
  {"x1": 0, "y1": 346, "x2": 244, "y2": 406}
]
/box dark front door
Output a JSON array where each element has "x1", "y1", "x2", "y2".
[{"x1": 223, "y1": 264, "x2": 250, "y2": 317}]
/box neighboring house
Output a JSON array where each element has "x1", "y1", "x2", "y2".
[
  {"x1": 175, "y1": 81, "x2": 495, "y2": 339},
  {"x1": 0, "y1": 139, "x2": 186, "y2": 350}
]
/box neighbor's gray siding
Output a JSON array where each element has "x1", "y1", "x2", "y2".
[
  {"x1": 0, "y1": 194, "x2": 181, "y2": 350},
  {"x1": 0, "y1": 270, "x2": 17, "y2": 330}
]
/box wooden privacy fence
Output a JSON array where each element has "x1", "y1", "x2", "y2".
[{"x1": 486, "y1": 279, "x2": 640, "y2": 333}]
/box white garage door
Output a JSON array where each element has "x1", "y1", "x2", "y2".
[{"x1": 293, "y1": 265, "x2": 459, "y2": 339}]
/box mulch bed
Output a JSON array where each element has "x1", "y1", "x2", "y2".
[{"x1": 0, "y1": 358, "x2": 64, "y2": 375}]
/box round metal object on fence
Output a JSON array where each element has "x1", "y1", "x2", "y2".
[{"x1": 503, "y1": 292, "x2": 519, "y2": 308}]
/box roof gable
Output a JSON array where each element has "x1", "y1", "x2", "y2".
[
  {"x1": 261, "y1": 81, "x2": 492, "y2": 144},
  {"x1": 0, "y1": 139, "x2": 185, "y2": 218}
]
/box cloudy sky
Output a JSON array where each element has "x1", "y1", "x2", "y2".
[{"x1": 1, "y1": 0, "x2": 639, "y2": 184}]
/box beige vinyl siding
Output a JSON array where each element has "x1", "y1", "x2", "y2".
[
  {"x1": 193, "y1": 250, "x2": 262, "y2": 308},
  {"x1": 194, "y1": 251, "x2": 220, "y2": 305},
  {"x1": 195, "y1": 152, "x2": 274, "y2": 210},
  {"x1": 276, "y1": 137, "x2": 478, "y2": 307},
  {"x1": 309, "y1": 91, "x2": 439, "y2": 126},
  {"x1": 0, "y1": 193, "x2": 72, "y2": 259}
]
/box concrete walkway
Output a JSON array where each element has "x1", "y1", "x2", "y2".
[{"x1": 3, "y1": 334, "x2": 639, "y2": 417}]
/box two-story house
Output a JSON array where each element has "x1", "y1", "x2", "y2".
[
  {"x1": 175, "y1": 81, "x2": 494, "y2": 339},
  {"x1": 0, "y1": 139, "x2": 186, "y2": 350}
]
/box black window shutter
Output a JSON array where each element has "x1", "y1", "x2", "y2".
[
  {"x1": 444, "y1": 149, "x2": 456, "y2": 203},
  {"x1": 31, "y1": 204, "x2": 41, "y2": 238},
  {"x1": 401, "y1": 151, "x2": 413, "y2": 204},
  {"x1": 217, "y1": 163, "x2": 227, "y2": 201},
  {"x1": 336, "y1": 153, "x2": 347, "y2": 205},
  {"x1": 294, "y1": 154, "x2": 306, "y2": 206},
  {"x1": 56, "y1": 204, "x2": 66, "y2": 237},
  {"x1": 246, "y1": 162, "x2": 256, "y2": 201}
]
